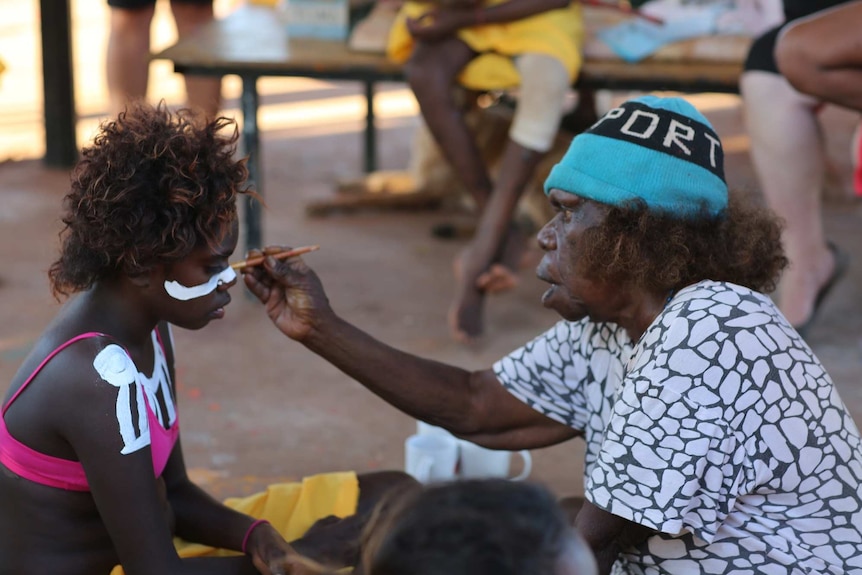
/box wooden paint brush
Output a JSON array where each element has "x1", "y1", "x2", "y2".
[{"x1": 231, "y1": 245, "x2": 320, "y2": 270}]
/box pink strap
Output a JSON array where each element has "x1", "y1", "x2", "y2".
[{"x1": 2, "y1": 332, "x2": 107, "y2": 415}]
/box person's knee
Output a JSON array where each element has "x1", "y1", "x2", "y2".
[
  {"x1": 109, "y1": 4, "x2": 155, "y2": 36},
  {"x1": 404, "y1": 53, "x2": 449, "y2": 96},
  {"x1": 171, "y1": 1, "x2": 215, "y2": 34}
]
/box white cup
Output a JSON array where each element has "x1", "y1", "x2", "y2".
[
  {"x1": 416, "y1": 421, "x2": 454, "y2": 437},
  {"x1": 415, "y1": 420, "x2": 532, "y2": 481},
  {"x1": 459, "y1": 440, "x2": 532, "y2": 481},
  {"x1": 404, "y1": 433, "x2": 460, "y2": 483}
]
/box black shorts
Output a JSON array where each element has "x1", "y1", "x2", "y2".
[
  {"x1": 107, "y1": 0, "x2": 211, "y2": 9},
  {"x1": 744, "y1": 0, "x2": 854, "y2": 74}
]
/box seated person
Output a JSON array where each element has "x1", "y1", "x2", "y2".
[
  {"x1": 387, "y1": 0, "x2": 584, "y2": 342},
  {"x1": 740, "y1": 0, "x2": 854, "y2": 338},
  {"x1": 361, "y1": 479, "x2": 598, "y2": 575},
  {"x1": 0, "y1": 102, "x2": 413, "y2": 575}
]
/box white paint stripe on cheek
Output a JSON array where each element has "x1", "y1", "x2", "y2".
[{"x1": 163, "y1": 267, "x2": 236, "y2": 301}]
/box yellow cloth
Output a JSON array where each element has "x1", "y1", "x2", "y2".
[
  {"x1": 110, "y1": 471, "x2": 359, "y2": 575},
  {"x1": 386, "y1": 1, "x2": 584, "y2": 91}
]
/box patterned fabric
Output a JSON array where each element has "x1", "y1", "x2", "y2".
[{"x1": 494, "y1": 280, "x2": 862, "y2": 574}]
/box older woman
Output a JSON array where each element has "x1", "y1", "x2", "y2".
[{"x1": 244, "y1": 96, "x2": 862, "y2": 574}]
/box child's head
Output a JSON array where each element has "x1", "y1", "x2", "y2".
[
  {"x1": 361, "y1": 479, "x2": 597, "y2": 575},
  {"x1": 49, "y1": 101, "x2": 250, "y2": 298}
]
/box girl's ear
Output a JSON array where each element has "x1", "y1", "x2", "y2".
[
  {"x1": 128, "y1": 272, "x2": 150, "y2": 288},
  {"x1": 130, "y1": 264, "x2": 166, "y2": 289}
]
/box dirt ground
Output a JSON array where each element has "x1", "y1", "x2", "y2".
[{"x1": 1, "y1": 0, "x2": 861, "y2": 501}]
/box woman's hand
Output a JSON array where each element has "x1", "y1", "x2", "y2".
[{"x1": 242, "y1": 245, "x2": 334, "y2": 342}]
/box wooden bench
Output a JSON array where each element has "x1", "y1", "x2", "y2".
[{"x1": 152, "y1": 4, "x2": 751, "y2": 249}]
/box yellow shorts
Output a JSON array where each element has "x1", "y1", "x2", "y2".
[{"x1": 110, "y1": 471, "x2": 359, "y2": 574}]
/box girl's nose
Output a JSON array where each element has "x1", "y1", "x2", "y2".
[{"x1": 216, "y1": 267, "x2": 238, "y2": 291}]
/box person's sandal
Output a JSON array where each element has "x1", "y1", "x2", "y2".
[{"x1": 794, "y1": 241, "x2": 850, "y2": 339}]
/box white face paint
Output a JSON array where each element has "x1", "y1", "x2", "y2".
[{"x1": 163, "y1": 266, "x2": 236, "y2": 301}]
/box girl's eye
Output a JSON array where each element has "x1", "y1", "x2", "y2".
[{"x1": 560, "y1": 208, "x2": 573, "y2": 223}]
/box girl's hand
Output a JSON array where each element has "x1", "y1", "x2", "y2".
[
  {"x1": 242, "y1": 245, "x2": 334, "y2": 342},
  {"x1": 245, "y1": 522, "x2": 294, "y2": 575}
]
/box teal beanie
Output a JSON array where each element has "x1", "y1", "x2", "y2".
[{"x1": 544, "y1": 95, "x2": 728, "y2": 217}]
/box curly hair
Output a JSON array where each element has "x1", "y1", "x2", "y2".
[
  {"x1": 48, "y1": 101, "x2": 250, "y2": 298},
  {"x1": 578, "y1": 192, "x2": 788, "y2": 295}
]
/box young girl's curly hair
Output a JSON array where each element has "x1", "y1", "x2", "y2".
[{"x1": 48, "y1": 101, "x2": 251, "y2": 298}]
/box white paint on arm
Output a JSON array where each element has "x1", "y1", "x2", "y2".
[{"x1": 93, "y1": 345, "x2": 150, "y2": 455}]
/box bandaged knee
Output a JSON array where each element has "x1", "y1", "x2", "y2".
[{"x1": 510, "y1": 54, "x2": 570, "y2": 153}]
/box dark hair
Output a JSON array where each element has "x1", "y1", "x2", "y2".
[
  {"x1": 362, "y1": 480, "x2": 573, "y2": 575},
  {"x1": 578, "y1": 192, "x2": 787, "y2": 294},
  {"x1": 48, "y1": 101, "x2": 250, "y2": 298}
]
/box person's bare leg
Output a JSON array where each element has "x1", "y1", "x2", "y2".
[
  {"x1": 405, "y1": 38, "x2": 491, "y2": 209},
  {"x1": 106, "y1": 5, "x2": 155, "y2": 117},
  {"x1": 171, "y1": 1, "x2": 221, "y2": 119},
  {"x1": 449, "y1": 141, "x2": 544, "y2": 341},
  {"x1": 741, "y1": 71, "x2": 836, "y2": 327},
  {"x1": 450, "y1": 54, "x2": 570, "y2": 341}
]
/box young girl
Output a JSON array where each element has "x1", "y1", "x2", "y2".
[{"x1": 0, "y1": 102, "x2": 409, "y2": 575}]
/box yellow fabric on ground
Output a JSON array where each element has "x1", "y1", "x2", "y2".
[
  {"x1": 109, "y1": 471, "x2": 358, "y2": 574},
  {"x1": 386, "y1": 1, "x2": 584, "y2": 90}
]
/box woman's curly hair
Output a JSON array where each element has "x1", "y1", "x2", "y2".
[
  {"x1": 48, "y1": 101, "x2": 250, "y2": 298},
  {"x1": 577, "y1": 191, "x2": 788, "y2": 294}
]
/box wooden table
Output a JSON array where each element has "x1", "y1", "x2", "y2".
[
  {"x1": 153, "y1": 5, "x2": 405, "y2": 249},
  {"x1": 152, "y1": 4, "x2": 747, "y2": 250}
]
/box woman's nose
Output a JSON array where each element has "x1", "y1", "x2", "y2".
[{"x1": 537, "y1": 222, "x2": 556, "y2": 251}]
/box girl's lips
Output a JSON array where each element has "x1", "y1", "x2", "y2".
[{"x1": 209, "y1": 307, "x2": 225, "y2": 319}]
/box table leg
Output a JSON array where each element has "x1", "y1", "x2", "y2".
[
  {"x1": 363, "y1": 80, "x2": 376, "y2": 173},
  {"x1": 40, "y1": 0, "x2": 78, "y2": 168},
  {"x1": 240, "y1": 74, "x2": 263, "y2": 251}
]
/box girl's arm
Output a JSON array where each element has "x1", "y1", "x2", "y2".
[{"x1": 57, "y1": 339, "x2": 260, "y2": 575}]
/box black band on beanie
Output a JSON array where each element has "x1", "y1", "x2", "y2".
[{"x1": 586, "y1": 102, "x2": 726, "y2": 181}]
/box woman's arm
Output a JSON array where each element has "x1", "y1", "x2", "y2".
[
  {"x1": 574, "y1": 501, "x2": 655, "y2": 575},
  {"x1": 244, "y1": 253, "x2": 579, "y2": 451},
  {"x1": 776, "y1": 2, "x2": 862, "y2": 111}
]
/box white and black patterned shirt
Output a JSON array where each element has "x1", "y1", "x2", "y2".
[{"x1": 494, "y1": 280, "x2": 862, "y2": 574}]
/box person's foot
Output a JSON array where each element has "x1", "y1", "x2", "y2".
[
  {"x1": 476, "y1": 263, "x2": 519, "y2": 294},
  {"x1": 474, "y1": 220, "x2": 534, "y2": 293},
  {"x1": 781, "y1": 242, "x2": 849, "y2": 334}
]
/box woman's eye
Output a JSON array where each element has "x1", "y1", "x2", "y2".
[{"x1": 560, "y1": 209, "x2": 573, "y2": 222}]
